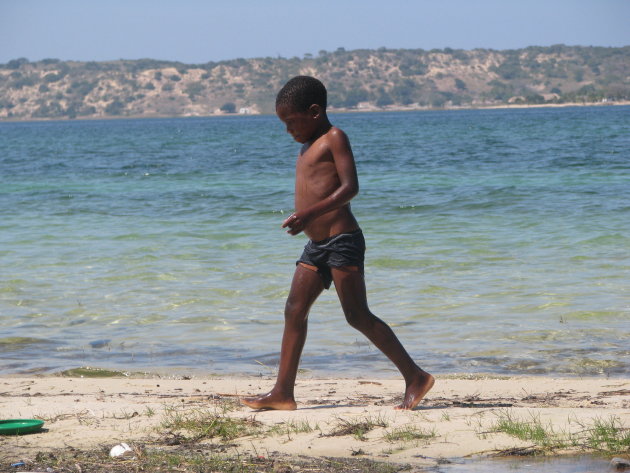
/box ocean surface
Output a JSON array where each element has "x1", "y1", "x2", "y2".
[{"x1": 1, "y1": 106, "x2": 629, "y2": 378}]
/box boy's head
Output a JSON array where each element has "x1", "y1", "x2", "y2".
[
  {"x1": 276, "y1": 76, "x2": 327, "y2": 113},
  {"x1": 276, "y1": 76, "x2": 330, "y2": 144}
]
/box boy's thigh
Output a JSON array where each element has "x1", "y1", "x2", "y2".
[
  {"x1": 330, "y1": 266, "x2": 369, "y2": 312},
  {"x1": 297, "y1": 261, "x2": 333, "y2": 290},
  {"x1": 286, "y1": 263, "x2": 325, "y2": 308}
]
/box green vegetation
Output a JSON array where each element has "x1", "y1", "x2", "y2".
[
  {"x1": 584, "y1": 416, "x2": 630, "y2": 454},
  {"x1": 161, "y1": 405, "x2": 263, "y2": 442},
  {"x1": 29, "y1": 448, "x2": 404, "y2": 473},
  {"x1": 59, "y1": 367, "x2": 129, "y2": 377},
  {"x1": 1, "y1": 45, "x2": 629, "y2": 120},
  {"x1": 328, "y1": 415, "x2": 389, "y2": 441},
  {"x1": 494, "y1": 410, "x2": 630, "y2": 455},
  {"x1": 267, "y1": 418, "x2": 320, "y2": 439},
  {"x1": 184, "y1": 81, "x2": 205, "y2": 99},
  {"x1": 71, "y1": 403, "x2": 401, "y2": 472},
  {"x1": 494, "y1": 411, "x2": 564, "y2": 450},
  {"x1": 383, "y1": 425, "x2": 436, "y2": 443},
  {"x1": 220, "y1": 102, "x2": 236, "y2": 113}
]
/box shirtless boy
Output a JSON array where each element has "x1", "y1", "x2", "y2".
[{"x1": 242, "y1": 76, "x2": 434, "y2": 410}]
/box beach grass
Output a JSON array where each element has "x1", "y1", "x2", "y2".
[
  {"x1": 28, "y1": 446, "x2": 405, "y2": 473},
  {"x1": 268, "y1": 418, "x2": 320, "y2": 439},
  {"x1": 383, "y1": 425, "x2": 437, "y2": 444},
  {"x1": 59, "y1": 367, "x2": 130, "y2": 378},
  {"x1": 23, "y1": 402, "x2": 407, "y2": 472},
  {"x1": 583, "y1": 415, "x2": 630, "y2": 454},
  {"x1": 328, "y1": 415, "x2": 389, "y2": 441},
  {"x1": 493, "y1": 410, "x2": 630, "y2": 455},
  {"x1": 160, "y1": 404, "x2": 262, "y2": 442},
  {"x1": 494, "y1": 410, "x2": 566, "y2": 451}
]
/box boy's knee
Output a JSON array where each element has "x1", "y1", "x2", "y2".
[
  {"x1": 284, "y1": 299, "x2": 308, "y2": 323},
  {"x1": 344, "y1": 309, "x2": 373, "y2": 330}
]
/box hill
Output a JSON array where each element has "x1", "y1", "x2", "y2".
[{"x1": 1, "y1": 45, "x2": 629, "y2": 120}]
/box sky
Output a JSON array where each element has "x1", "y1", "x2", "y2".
[{"x1": 1, "y1": 0, "x2": 629, "y2": 64}]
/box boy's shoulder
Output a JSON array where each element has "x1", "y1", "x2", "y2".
[
  {"x1": 321, "y1": 126, "x2": 351, "y2": 148},
  {"x1": 326, "y1": 125, "x2": 348, "y2": 139},
  {"x1": 302, "y1": 125, "x2": 353, "y2": 158}
]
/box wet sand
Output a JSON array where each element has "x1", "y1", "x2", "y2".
[{"x1": 1, "y1": 375, "x2": 629, "y2": 470}]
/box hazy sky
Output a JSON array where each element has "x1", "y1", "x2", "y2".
[{"x1": 1, "y1": 0, "x2": 629, "y2": 64}]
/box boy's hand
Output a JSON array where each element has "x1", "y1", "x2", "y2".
[{"x1": 282, "y1": 212, "x2": 308, "y2": 235}]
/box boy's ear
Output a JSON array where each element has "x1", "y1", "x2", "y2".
[{"x1": 308, "y1": 104, "x2": 321, "y2": 118}]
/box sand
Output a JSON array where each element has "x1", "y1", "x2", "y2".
[{"x1": 1, "y1": 374, "x2": 629, "y2": 469}]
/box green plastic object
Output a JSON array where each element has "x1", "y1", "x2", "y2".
[{"x1": 0, "y1": 419, "x2": 45, "y2": 435}]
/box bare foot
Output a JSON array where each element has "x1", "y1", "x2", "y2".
[
  {"x1": 241, "y1": 391, "x2": 297, "y2": 410},
  {"x1": 395, "y1": 369, "x2": 435, "y2": 410}
]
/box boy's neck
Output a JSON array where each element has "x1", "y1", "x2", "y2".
[{"x1": 307, "y1": 115, "x2": 332, "y2": 144}]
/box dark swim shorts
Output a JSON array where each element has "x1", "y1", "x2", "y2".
[{"x1": 296, "y1": 229, "x2": 365, "y2": 289}]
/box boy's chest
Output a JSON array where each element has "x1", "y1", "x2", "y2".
[{"x1": 296, "y1": 144, "x2": 334, "y2": 174}]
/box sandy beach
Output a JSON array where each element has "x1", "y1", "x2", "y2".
[{"x1": 1, "y1": 374, "x2": 629, "y2": 471}]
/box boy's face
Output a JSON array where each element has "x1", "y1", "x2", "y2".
[{"x1": 276, "y1": 104, "x2": 320, "y2": 144}]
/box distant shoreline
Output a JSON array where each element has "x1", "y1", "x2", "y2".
[
  {"x1": 334, "y1": 99, "x2": 630, "y2": 113},
  {"x1": 2, "y1": 100, "x2": 629, "y2": 124}
]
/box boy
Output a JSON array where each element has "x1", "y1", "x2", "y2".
[{"x1": 242, "y1": 76, "x2": 434, "y2": 410}]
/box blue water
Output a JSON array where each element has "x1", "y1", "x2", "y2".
[
  {"x1": 1, "y1": 106, "x2": 629, "y2": 377},
  {"x1": 440, "y1": 454, "x2": 612, "y2": 473}
]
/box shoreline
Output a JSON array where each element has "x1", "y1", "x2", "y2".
[
  {"x1": 2, "y1": 374, "x2": 628, "y2": 470},
  {"x1": 1, "y1": 100, "x2": 629, "y2": 124}
]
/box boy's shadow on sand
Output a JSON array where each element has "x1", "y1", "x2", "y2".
[
  {"x1": 244, "y1": 397, "x2": 515, "y2": 411},
  {"x1": 296, "y1": 401, "x2": 514, "y2": 411},
  {"x1": 248, "y1": 403, "x2": 449, "y2": 411}
]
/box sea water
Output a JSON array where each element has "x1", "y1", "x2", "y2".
[{"x1": 1, "y1": 106, "x2": 629, "y2": 377}]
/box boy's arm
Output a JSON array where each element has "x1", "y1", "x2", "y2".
[{"x1": 283, "y1": 128, "x2": 359, "y2": 235}]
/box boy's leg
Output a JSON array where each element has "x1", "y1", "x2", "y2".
[
  {"x1": 331, "y1": 267, "x2": 434, "y2": 410},
  {"x1": 241, "y1": 264, "x2": 324, "y2": 410}
]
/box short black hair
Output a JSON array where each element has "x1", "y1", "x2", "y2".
[{"x1": 276, "y1": 76, "x2": 327, "y2": 112}]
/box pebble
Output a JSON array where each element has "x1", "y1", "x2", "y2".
[{"x1": 611, "y1": 458, "x2": 630, "y2": 470}]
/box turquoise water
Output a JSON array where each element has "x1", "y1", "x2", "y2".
[
  {"x1": 1, "y1": 106, "x2": 629, "y2": 376},
  {"x1": 440, "y1": 455, "x2": 612, "y2": 472}
]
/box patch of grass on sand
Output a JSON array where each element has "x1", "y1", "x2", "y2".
[
  {"x1": 494, "y1": 410, "x2": 630, "y2": 455},
  {"x1": 29, "y1": 448, "x2": 405, "y2": 473},
  {"x1": 328, "y1": 415, "x2": 389, "y2": 441},
  {"x1": 59, "y1": 367, "x2": 129, "y2": 377},
  {"x1": 494, "y1": 410, "x2": 563, "y2": 450},
  {"x1": 583, "y1": 416, "x2": 630, "y2": 454},
  {"x1": 383, "y1": 425, "x2": 436, "y2": 443},
  {"x1": 161, "y1": 405, "x2": 262, "y2": 442},
  {"x1": 268, "y1": 418, "x2": 320, "y2": 439}
]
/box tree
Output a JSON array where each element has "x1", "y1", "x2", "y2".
[
  {"x1": 44, "y1": 72, "x2": 63, "y2": 83},
  {"x1": 220, "y1": 102, "x2": 236, "y2": 113},
  {"x1": 184, "y1": 81, "x2": 205, "y2": 99},
  {"x1": 376, "y1": 91, "x2": 394, "y2": 106},
  {"x1": 391, "y1": 80, "x2": 417, "y2": 105},
  {"x1": 340, "y1": 88, "x2": 369, "y2": 108},
  {"x1": 105, "y1": 99, "x2": 125, "y2": 115},
  {"x1": 487, "y1": 80, "x2": 515, "y2": 101},
  {"x1": 6, "y1": 58, "x2": 29, "y2": 69}
]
